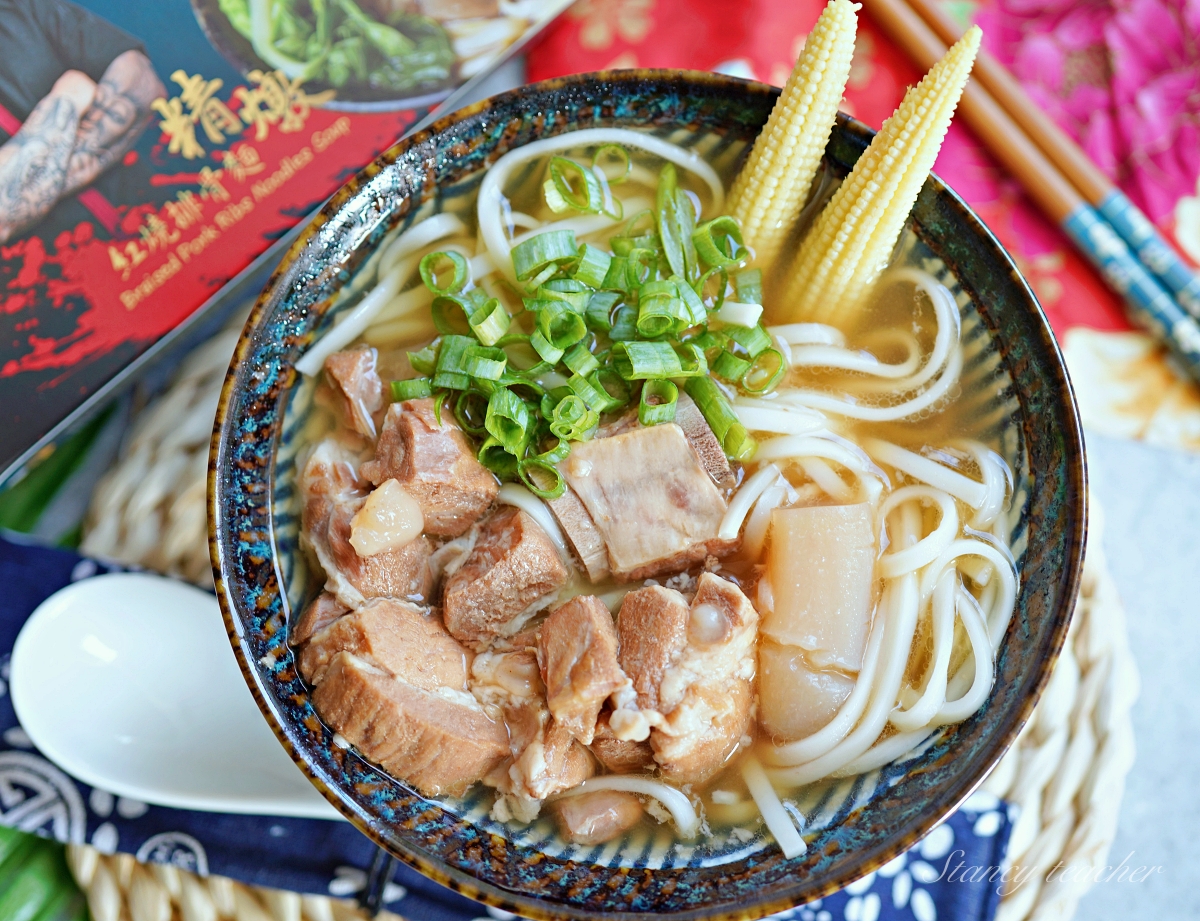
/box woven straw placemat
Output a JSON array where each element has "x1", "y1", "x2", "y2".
[{"x1": 75, "y1": 331, "x2": 1138, "y2": 921}]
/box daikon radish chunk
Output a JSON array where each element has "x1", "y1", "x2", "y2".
[
  {"x1": 759, "y1": 640, "x2": 855, "y2": 740},
  {"x1": 764, "y1": 504, "x2": 877, "y2": 670}
]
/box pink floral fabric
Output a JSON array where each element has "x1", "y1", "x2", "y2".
[{"x1": 978, "y1": 0, "x2": 1200, "y2": 225}]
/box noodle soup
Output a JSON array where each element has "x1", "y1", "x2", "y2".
[{"x1": 280, "y1": 127, "x2": 1020, "y2": 859}]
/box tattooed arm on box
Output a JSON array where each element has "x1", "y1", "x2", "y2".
[{"x1": 0, "y1": 49, "x2": 165, "y2": 244}]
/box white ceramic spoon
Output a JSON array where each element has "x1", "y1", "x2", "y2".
[{"x1": 10, "y1": 572, "x2": 343, "y2": 820}]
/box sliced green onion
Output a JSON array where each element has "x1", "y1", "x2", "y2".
[
  {"x1": 432, "y1": 390, "x2": 447, "y2": 427},
  {"x1": 454, "y1": 390, "x2": 490, "y2": 435},
  {"x1": 609, "y1": 304, "x2": 639, "y2": 341},
  {"x1": 432, "y1": 288, "x2": 488, "y2": 336},
  {"x1": 419, "y1": 251, "x2": 469, "y2": 295},
  {"x1": 675, "y1": 275, "x2": 707, "y2": 326},
  {"x1": 612, "y1": 340, "x2": 707, "y2": 380},
  {"x1": 595, "y1": 367, "x2": 632, "y2": 408},
  {"x1": 468, "y1": 299, "x2": 510, "y2": 346},
  {"x1": 626, "y1": 247, "x2": 657, "y2": 286},
  {"x1": 656, "y1": 163, "x2": 686, "y2": 280},
  {"x1": 675, "y1": 187, "x2": 700, "y2": 282},
  {"x1": 693, "y1": 215, "x2": 745, "y2": 269},
  {"x1": 499, "y1": 335, "x2": 547, "y2": 373},
  {"x1": 391, "y1": 378, "x2": 432, "y2": 401},
  {"x1": 529, "y1": 299, "x2": 588, "y2": 351},
  {"x1": 535, "y1": 280, "x2": 590, "y2": 314},
  {"x1": 601, "y1": 255, "x2": 632, "y2": 292},
  {"x1": 637, "y1": 280, "x2": 689, "y2": 338},
  {"x1": 585, "y1": 290, "x2": 620, "y2": 330},
  {"x1": 573, "y1": 244, "x2": 612, "y2": 288},
  {"x1": 534, "y1": 436, "x2": 571, "y2": 464},
  {"x1": 478, "y1": 436, "x2": 519, "y2": 479},
  {"x1": 712, "y1": 348, "x2": 752, "y2": 382},
  {"x1": 407, "y1": 342, "x2": 438, "y2": 375},
  {"x1": 639, "y1": 379, "x2": 679, "y2": 425},
  {"x1": 549, "y1": 394, "x2": 597, "y2": 440},
  {"x1": 563, "y1": 342, "x2": 600, "y2": 377},
  {"x1": 485, "y1": 388, "x2": 533, "y2": 453},
  {"x1": 726, "y1": 323, "x2": 773, "y2": 359},
  {"x1": 464, "y1": 345, "x2": 507, "y2": 381},
  {"x1": 696, "y1": 267, "x2": 729, "y2": 310},
  {"x1": 432, "y1": 335, "x2": 475, "y2": 389},
  {"x1": 545, "y1": 156, "x2": 604, "y2": 214},
  {"x1": 530, "y1": 329, "x2": 564, "y2": 364},
  {"x1": 518, "y1": 458, "x2": 566, "y2": 499},
  {"x1": 684, "y1": 376, "x2": 757, "y2": 461},
  {"x1": 734, "y1": 268, "x2": 763, "y2": 305},
  {"x1": 511, "y1": 230, "x2": 578, "y2": 281},
  {"x1": 742, "y1": 348, "x2": 786, "y2": 394},
  {"x1": 592, "y1": 144, "x2": 630, "y2": 184},
  {"x1": 524, "y1": 263, "x2": 560, "y2": 292}
]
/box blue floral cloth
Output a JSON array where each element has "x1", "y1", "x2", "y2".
[{"x1": 0, "y1": 534, "x2": 1013, "y2": 921}]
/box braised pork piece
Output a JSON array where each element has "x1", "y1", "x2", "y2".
[{"x1": 293, "y1": 346, "x2": 760, "y2": 843}]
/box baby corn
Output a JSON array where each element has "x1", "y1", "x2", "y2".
[
  {"x1": 728, "y1": 0, "x2": 858, "y2": 272},
  {"x1": 779, "y1": 26, "x2": 982, "y2": 323}
]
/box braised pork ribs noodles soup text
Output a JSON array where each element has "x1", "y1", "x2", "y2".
[{"x1": 283, "y1": 8, "x2": 1013, "y2": 859}]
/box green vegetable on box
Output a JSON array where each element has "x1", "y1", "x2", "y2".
[{"x1": 220, "y1": 0, "x2": 453, "y2": 93}]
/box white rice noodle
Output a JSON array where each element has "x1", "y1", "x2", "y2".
[
  {"x1": 831, "y1": 729, "x2": 934, "y2": 778},
  {"x1": 788, "y1": 333, "x2": 920, "y2": 378},
  {"x1": 774, "y1": 345, "x2": 963, "y2": 422},
  {"x1": 719, "y1": 463, "x2": 781, "y2": 540},
  {"x1": 510, "y1": 196, "x2": 653, "y2": 248},
  {"x1": 877, "y1": 486, "x2": 960, "y2": 579},
  {"x1": 934, "y1": 585, "x2": 996, "y2": 724},
  {"x1": 497, "y1": 484, "x2": 567, "y2": 557},
  {"x1": 768, "y1": 322, "x2": 846, "y2": 347},
  {"x1": 734, "y1": 404, "x2": 826, "y2": 437},
  {"x1": 714, "y1": 300, "x2": 763, "y2": 328},
  {"x1": 765, "y1": 569, "x2": 921, "y2": 787},
  {"x1": 741, "y1": 756, "x2": 806, "y2": 858},
  {"x1": 798, "y1": 457, "x2": 854, "y2": 503},
  {"x1": 361, "y1": 314, "x2": 436, "y2": 350},
  {"x1": 297, "y1": 261, "x2": 408, "y2": 376},
  {"x1": 378, "y1": 213, "x2": 467, "y2": 276},
  {"x1": 559, "y1": 776, "x2": 699, "y2": 838},
  {"x1": 919, "y1": 538, "x2": 1018, "y2": 646},
  {"x1": 507, "y1": 210, "x2": 542, "y2": 232},
  {"x1": 742, "y1": 480, "x2": 792, "y2": 559},
  {"x1": 767, "y1": 270, "x2": 963, "y2": 421},
  {"x1": 889, "y1": 569, "x2": 958, "y2": 731},
  {"x1": 479, "y1": 128, "x2": 724, "y2": 281},
  {"x1": 865, "y1": 438, "x2": 989, "y2": 509},
  {"x1": 952, "y1": 439, "x2": 1011, "y2": 529}
]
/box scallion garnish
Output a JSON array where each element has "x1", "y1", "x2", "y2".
[
  {"x1": 391, "y1": 378, "x2": 433, "y2": 401},
  {"x1": 419, "y1": 251, "x2": 469, "y2": 295},
  {"x1": 388, "y1": 143, "x2": 777, "y2": 495},
  {"x1": 639, "y1": 379, "x2": 679, "y2": 425}
]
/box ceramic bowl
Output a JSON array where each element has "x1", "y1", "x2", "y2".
[{"x1": 209, "y1": 70, "x2": 1087, "y2": 920}]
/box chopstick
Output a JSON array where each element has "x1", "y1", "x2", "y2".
[
  {"x1": 859, "y1": 0, "x2": 1200, "y2": 381},
  {"x1": 904, "y1": 0, "x2": 1200, "y2": 319}
]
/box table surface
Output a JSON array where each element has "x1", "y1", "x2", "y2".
[{"x1": 1076, "y1": 432, "x2": 1200, "y2": 920}]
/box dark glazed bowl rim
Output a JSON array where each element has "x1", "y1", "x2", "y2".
[{"x1": 209, "y1": 69, "x2": 1087, "y2": 921}]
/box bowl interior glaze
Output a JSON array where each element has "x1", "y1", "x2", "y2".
[{"x1": 209, "y1": 70, "x2": 1086, "y2": 921}]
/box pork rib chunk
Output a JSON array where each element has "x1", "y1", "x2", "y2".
[
  {"x1": 313, "y1": 653, "x2": 508, "y2": 798},
  {"x1": 443, "y1": 507, "x2": 569, "y2": 649},
  {"x1": 537, "y1": 596, "x2": 626, "y2": 744},
  {"x1": 298, "y1": 597, "x2": 468, "y2": 689},
  {"x1": 291, "y1": 592, "x2": 348, "y2": 647},
  {"x1": 360, "y1": 398, "x2": 497, "y2": 537},
  {"x1": 324, "y1": 347, "x2": 383, "y2": 439},
  {"x1": 616, "y1": 573, "x2": 759, "y2": 785},
  {"x1": 559, "y1": 423, "x2": 736, "y2": 582},
  {"x1": 325, "y1": 499, "x2": 433, "y2": 605}
]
